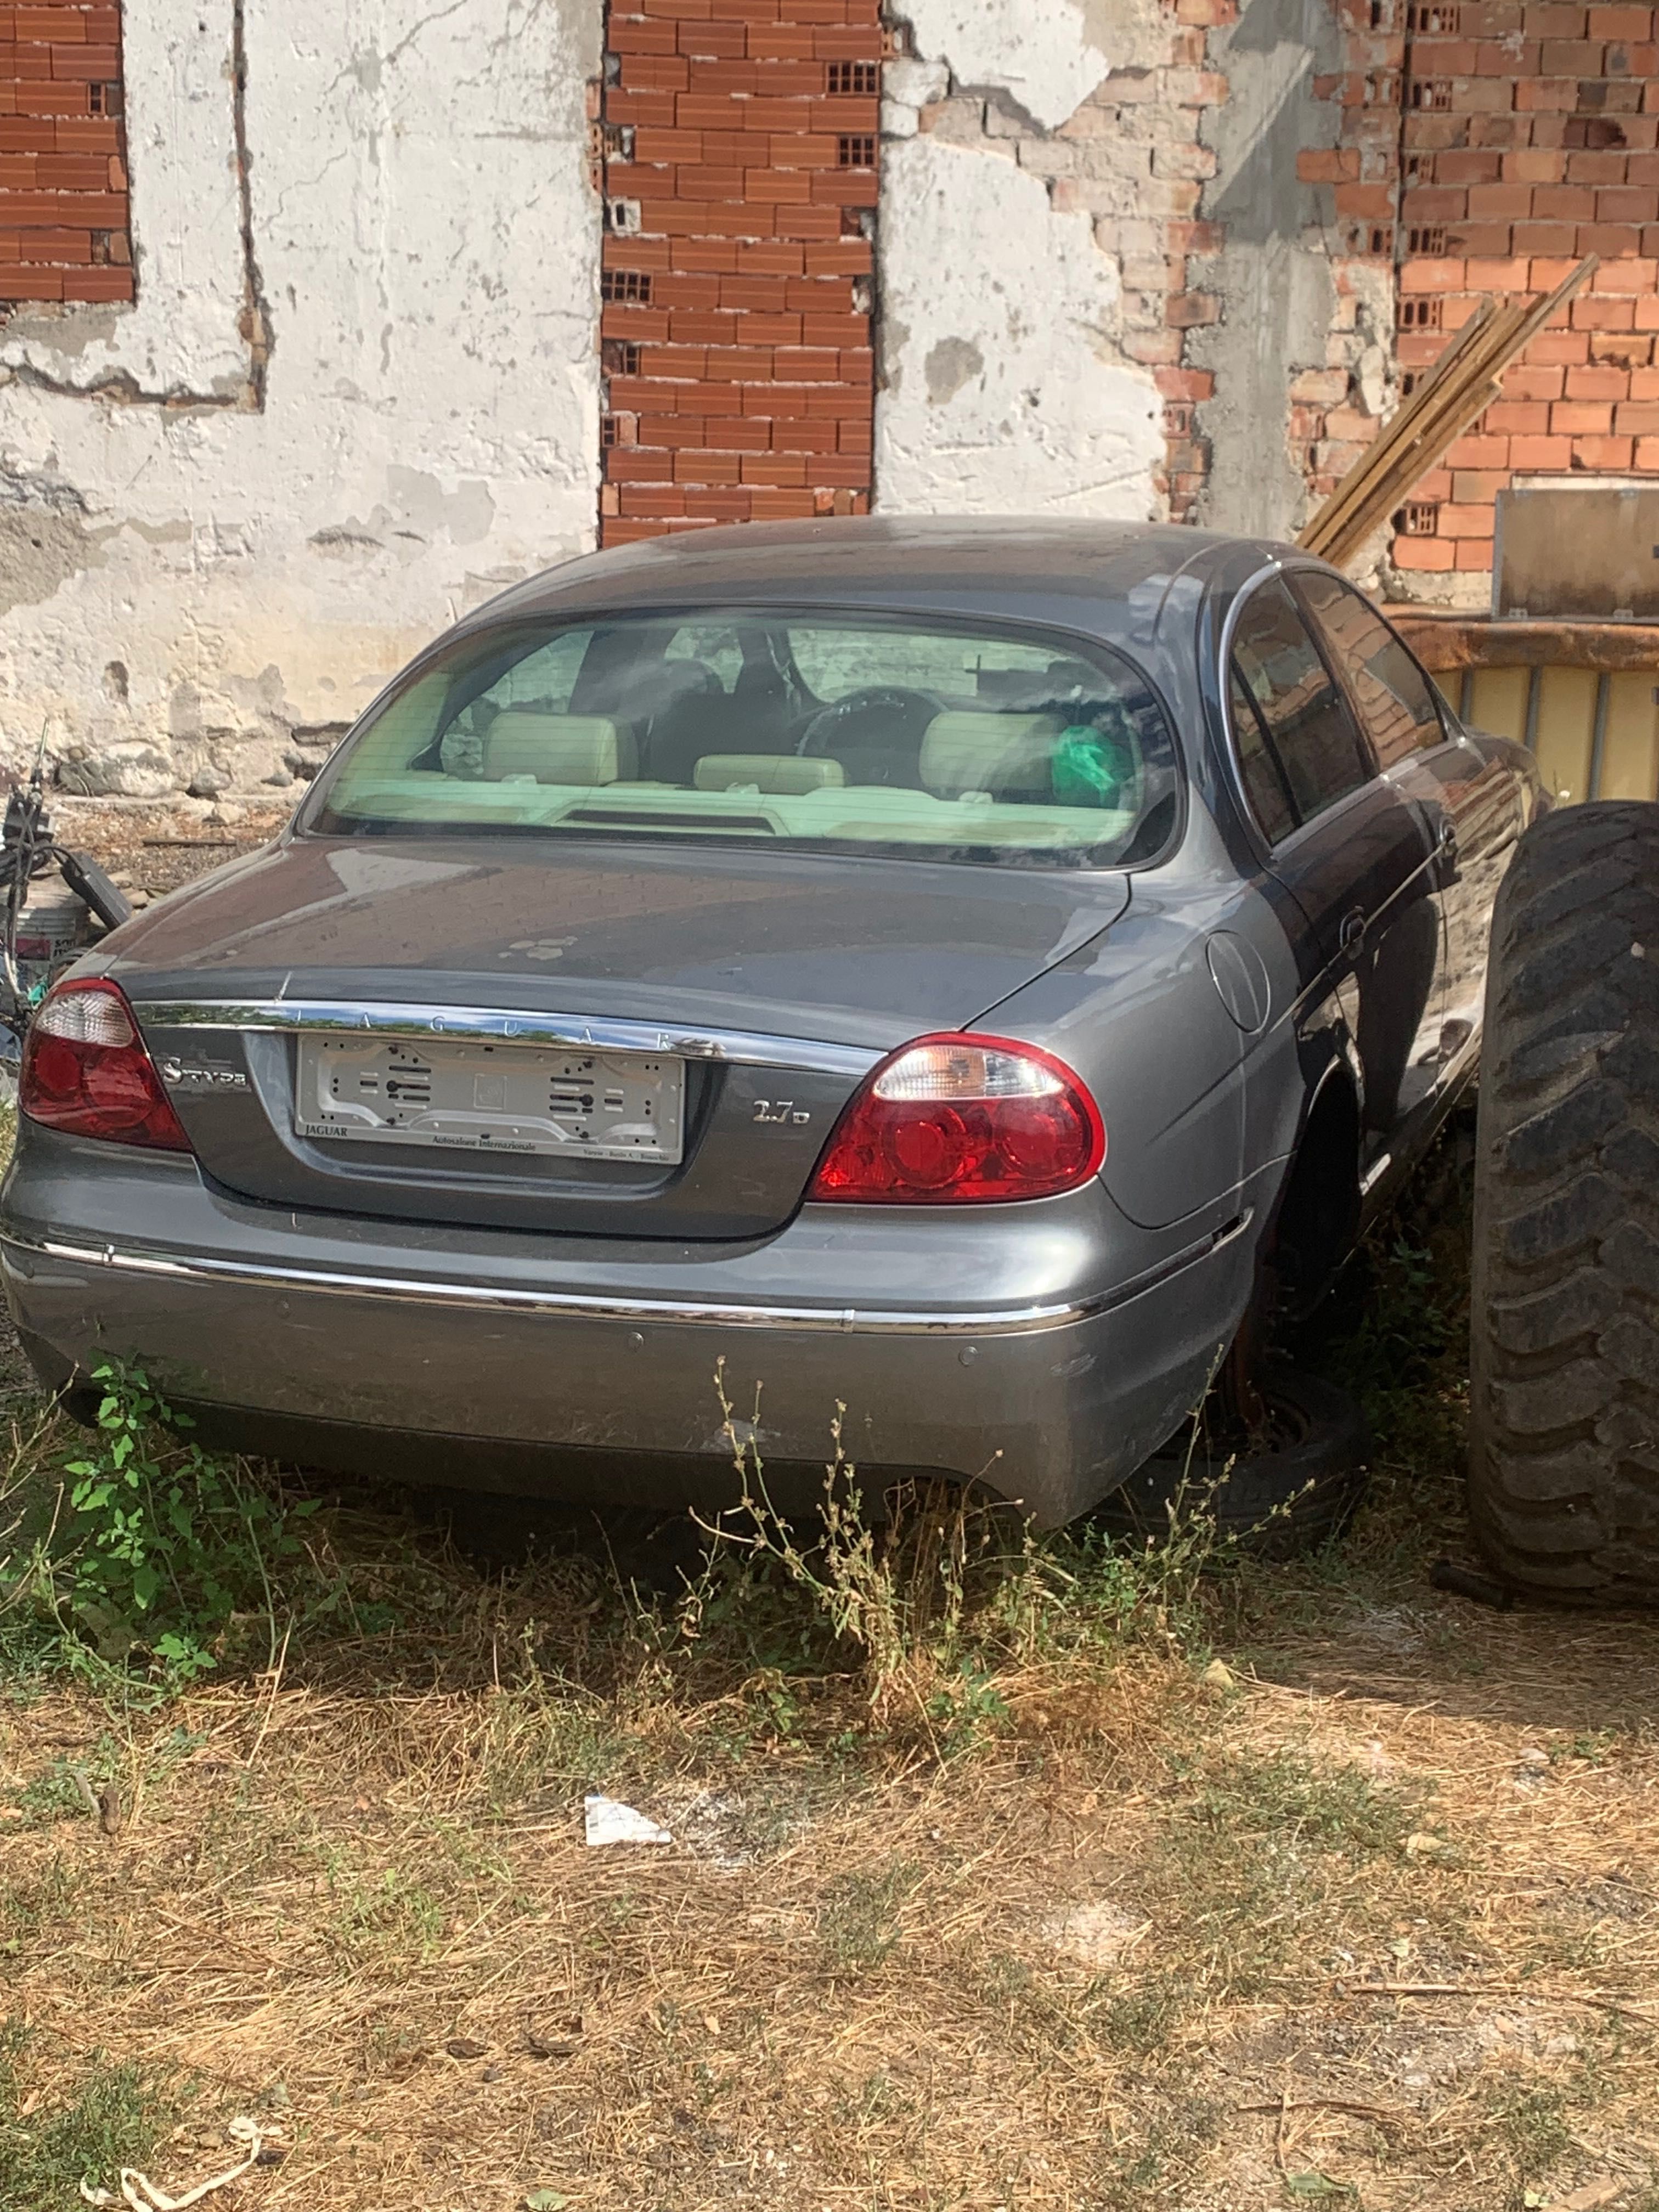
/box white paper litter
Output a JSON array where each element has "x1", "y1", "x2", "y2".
[
  {"x1": 583, "y1": 1792, "x2": 673, "y2": 1847},
  {"x1": 81, "y1": 2117, "x2": 266, "y2": 2212}
]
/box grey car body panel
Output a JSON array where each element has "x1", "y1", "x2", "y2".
[
  {"x1": 0, "y1": 517, "x2": 1543, "y2": 1523},
  {"x1": 0, "y1": 1127, "x2": 1233, "y2": 1333},
  {"x1": 980, "y1": 796, "x2": 1299, "y2": 1233},
  {"x1": 1, "y1": 1124, "x2": 1266, "y2": 1524},
  {"x1": 100, "y1": 836, "x2": 1132, "y2": 1048},
  {"x1": 443, "y1": 516, "x2": 1231, "y2": 658},
  {"x1": 95, "y1": 839, "x2": 1131, "y2": 1240}
]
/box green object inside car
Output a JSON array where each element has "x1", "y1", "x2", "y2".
[{"x1": 1052, "y1": 713, "x2": 1136, "y2": 808}]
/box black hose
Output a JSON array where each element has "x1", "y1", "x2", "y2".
[{"x1": 0, "y1": 777, "x2": 131, "y2": 1026}]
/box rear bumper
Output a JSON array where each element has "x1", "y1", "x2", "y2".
[{"x1": 0, "y1": 1130, "x2": 1268, "y2": 1525}]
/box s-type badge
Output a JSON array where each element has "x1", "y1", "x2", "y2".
[{"x1": 159, "y1": 1057, "x2": 249, "y2": 1091}]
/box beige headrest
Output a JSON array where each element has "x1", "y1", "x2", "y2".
[
  {"x1": 693, "y1": 754, "x2": 846, "y2": 794},
  {"x1": 482, "y1": 712, "x2": 633, "y2": 785},
  {"x1": 919, "y1": 712, "x2": 1065, "y2": 800}
]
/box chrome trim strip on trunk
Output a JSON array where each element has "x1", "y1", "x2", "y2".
[
  {"x1": 1, "y1": 1211, "x2": 1251, "y2": 1339},
  {"x1": 133, "y1": 999, "x2": 885, "y2": 1081}
]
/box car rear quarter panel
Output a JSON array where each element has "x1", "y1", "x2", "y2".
[{"x1": 976, "y1": 803, "x2": 1305, "y2": 1233}]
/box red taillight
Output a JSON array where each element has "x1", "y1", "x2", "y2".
[
  {"x1": 20, "y1": 979, "x2": 192, "y2": 1153},
  {"x1": 809, "y1": 1032, "x2": 1105, "y2": 1205}
]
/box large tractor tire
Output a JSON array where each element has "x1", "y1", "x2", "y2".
[{"x1": 1469, "y1": 799, "x2": 1659, "y2": 1598}]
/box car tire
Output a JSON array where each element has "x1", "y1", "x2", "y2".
[
  {"x1": 1094, "y1": 1365, "x2": 1369, "y2": 1557},
  {"x1": 1469, "y1": 799, "x2": 1659, "y2": 1600}
]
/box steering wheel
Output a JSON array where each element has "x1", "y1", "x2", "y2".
[{"x1": 795, "y1": 686, "x2": 939, "y2": 784}]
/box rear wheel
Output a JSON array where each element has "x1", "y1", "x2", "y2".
[
  {"x1": 1469, "y1": 800, "x2": 1659, "y2": 1599},
  {"x1": 1097, "y1": 1365, "x2": 1369, "y2": 1556}
]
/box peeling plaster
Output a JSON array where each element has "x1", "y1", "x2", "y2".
[
  {"x1": 877, "y1": 0, "x2": 1167, "y2": 521},
  {"x1": 876, "y1": 137, "x2": 1161, "y2": 517},
  {"x1": 896, "y1": 0, "x2": 1133, "y2": 131},
  {"x1": 0, "y1": 0, "x2": 605, "y2": 797},
  {"x1": 385, "y1": 467, "x2": 498, "y2": 548},
  {"x1": 924, "y1": 336, "x2": 985, "y2": 404},
  {"x1": 0, "y1": 509, "x2": 106, "y2": 619}
]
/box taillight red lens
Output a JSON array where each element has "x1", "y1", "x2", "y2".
[
  {"x1": 809, "y1": 1033, "x2": 1105, "y2": 1205},
  {"x1": 20, "y1": 979, "x2": 192, "y2": 1153}
]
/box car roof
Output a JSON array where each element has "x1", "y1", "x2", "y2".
[{"x1": 462, "y1": 516, "x2": 1298, "y2": 646}]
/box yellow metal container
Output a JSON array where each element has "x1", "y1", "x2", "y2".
[{"x1": 1398, "y1": 613, "x2": 1659, "y2": 807}]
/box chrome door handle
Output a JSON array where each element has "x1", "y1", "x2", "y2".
[{"x1": 1339, "y1": 907, "x2": 1367, "y2": 955}]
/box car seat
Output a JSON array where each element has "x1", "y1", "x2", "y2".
[
  {"x1": 481, "y1": 712, "x2": 634, "y2": 784},
  {"x1": 919, "y1": 712, "x2": 1066, "y2": 804},
  {"x1": 641, "y1": 670, "x2": 742, "y2": 785},
  {"x1": 795, "y1": 689, "x2": 938, "y2": 787},
  {"x1": 573, "y1": 658, "x2": 723, "y2": 783}
]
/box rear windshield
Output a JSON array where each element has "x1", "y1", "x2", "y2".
[{"x1": 301, "y1": 609, "x2": 1182, "y2": 868}]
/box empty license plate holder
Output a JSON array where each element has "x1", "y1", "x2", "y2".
[{"x1": 294, "y1": 1035, "x2": 685, "y2": 1164}]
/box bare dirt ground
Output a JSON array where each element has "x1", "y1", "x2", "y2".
[
  {"x1": 50, "y1": 795, "x2": 291, "y2": 905},
  {"x1": 2, "y1": 832, "x2": 1657, "y2": 2212}
]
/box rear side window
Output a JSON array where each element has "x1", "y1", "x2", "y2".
[
  {"x1": 1227, "y1": 665, "x2": 1297, "y2": 844},
  {"x1": 1296, "y1": 572, "x2": 1444, "y2": 769},
  {"x1": 1230, "y1": 577, "x2": 1370, "y2": 830}
]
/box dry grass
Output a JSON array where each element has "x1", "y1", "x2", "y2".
[
  {"x1": 4, "y1": 1130, "x2": 1659, "y2": 2210},
  {"x1": 7, "y1": 1612, "x2": 1659, "y2": 2211}
]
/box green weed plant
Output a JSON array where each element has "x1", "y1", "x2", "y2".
[{"x1": 18, "y1": 1362, "x2": 317, "y2": 1684}]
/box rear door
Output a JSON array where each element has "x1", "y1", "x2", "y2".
[
  {"x1": 1227, "y1": 575, "x2": 1444, "y2": 1166},
  {"x1": 1293, "y1": 568, "x2": 1498, "y2": 1066}
]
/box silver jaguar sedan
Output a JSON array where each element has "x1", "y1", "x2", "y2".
[{"x1": 0, "y1": 519, "x2": 1541, "y2": 1523}]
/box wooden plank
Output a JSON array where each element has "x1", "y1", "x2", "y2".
[
  {"x1": 1297, "y1": 257, "x2": 1597, "y2": 568},
  {"x1": 1300, "y1": 309, "x2": 1523, "y2": 558},
  {"x1": 1304, "y1": 264, "x2": 1593, "y2": 561},
  {"x1": 1321, "y1": 376, "x2": 1503, "y2": 569},
  {"x1": 1391, "y1": 611, "x2": 1659, "y2": 674},
  {"x1": 1298, "y1": 300, "x2": 1499, "y2": 557},
  {"x1": 1301, "y1": 319, "x2": 1525, "y2": 558}
]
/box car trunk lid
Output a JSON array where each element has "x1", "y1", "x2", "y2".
[{"x1": 110, "y1": 836, "x2": 1130, "y2": 1239}]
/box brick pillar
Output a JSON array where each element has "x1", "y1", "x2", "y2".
[
  {"x1": 1289, "y1": 5, "x2": 1408, "y2": 516},
  {"x1": 0, "y1": 1, "x2": 132, "y2": 306},
  {"x1": 596, "y1": 0, "x2": 880, "y2": 547}
]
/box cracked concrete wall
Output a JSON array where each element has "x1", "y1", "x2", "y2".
[
  {"x1": 874, "y1": 1, "x2": 1169, "y2": 522},
  {"x1": 1187, "y1": 0, "x2": 1345, "y2": 543},
  {"x1": 0, "y1": 0, "x2": 602, "y2": 803}
]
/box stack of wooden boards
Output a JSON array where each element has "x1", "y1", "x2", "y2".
[{"x1": 1297, "y1": 256, "x2": 1598, "y2": 572}]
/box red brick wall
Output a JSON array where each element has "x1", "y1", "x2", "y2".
[
  {"x1": 596, "y1": 0, "x2": 879, "y2": 547},
  {"x1": 1390, "y1": 0, "x2": 1659, "y2": 583},
  {"x1": 1230, "y1": 0, "x2": 1659, "y2": 585},
  {"x1": 0, "y1": 2, "x2": 131, "y2": 307}
]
